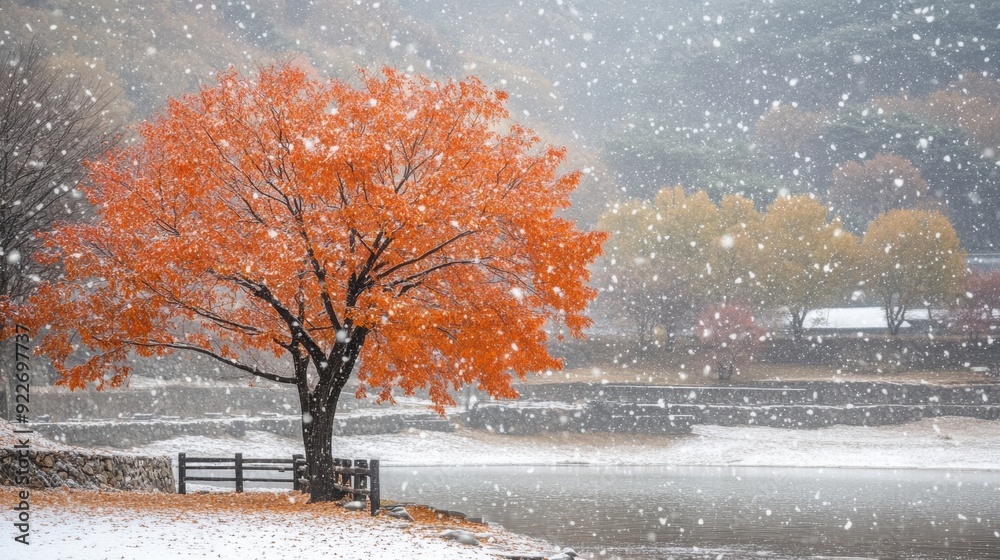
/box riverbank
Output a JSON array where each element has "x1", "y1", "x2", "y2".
[
  {"x1": 7, "y1": 417, "x2": 1000, "y2": 558},
  {"x1": 0, "y1": 487, "x2": 559, "y2": 559},
  {"x1": 130, "y1": 415, "x2": 1000, "y2": 471}
]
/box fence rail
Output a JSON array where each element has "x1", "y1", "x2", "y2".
[
  {"x1": 177, "y1": 453, "x2": 380, "y2": 515},
  {"x1": 333, "y1": 458, "x2": 380, "y2": 515},
  {"x1": 177, "y1": 453, "x2": 305, "y2": 494}
]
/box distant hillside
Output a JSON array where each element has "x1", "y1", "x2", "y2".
[{"x1": 4, "y1": 0, "x2": 998, "y2": 238}]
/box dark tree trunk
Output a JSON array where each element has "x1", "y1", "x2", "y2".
[
  {"x1": 884, "y1": 302, "x2": 905, "y2": 336},
  {"x1": 293, "y1": 329, "x2": 367, "y2": 503},
  {"x1": 635, "y1": 315, "x2": 649, "y2": 353},
  {"x1": 789, "y1": 310, "x2": 806, "y2": 342},
  {"x1": 300, "y1": 391, "x2": 344, "y2": 502}
]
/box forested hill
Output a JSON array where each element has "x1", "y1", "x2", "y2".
[{"x1": 3, "y1": 0, "x2": 999, "y2": 245}]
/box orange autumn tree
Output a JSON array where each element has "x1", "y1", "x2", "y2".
[{"x1": 13, "y1": 65, "x2": 606, "y2": 502}]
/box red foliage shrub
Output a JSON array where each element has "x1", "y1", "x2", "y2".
[
  {"x1": 950, "y1": 270, "x2": 1000, "y2": 341},
  {"x1": 695, "y1": 304, "x2": 766, "y2": 379}
]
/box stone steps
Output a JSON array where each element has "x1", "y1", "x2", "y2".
[
  {"x1": 468, "y1": 397, "x2": 1000, "y2": 435},
  {"x1": 466, "y1": 402, "x2": 695, "y2": 435},
  {"x1": 517, "y1": 381, "x2": 1000, "y2": 406},
  {"x1": 663, "y1": 402, "x2": 1000, "y2": 428}
]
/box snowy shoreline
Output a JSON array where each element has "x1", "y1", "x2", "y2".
[
  {"x1": 9, "y1": 490, "x2": 560, "y2": 560},
  {"x1": 128, "y1": 416, "x2": 1000, "y2": 472},
  {"x1": 9, "y1": 417, "x2": 1000, "y2": 559}
]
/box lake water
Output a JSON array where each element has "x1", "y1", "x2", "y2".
[{"x1": 381, "y1": 465, "x2": 1000, "y2": 559}]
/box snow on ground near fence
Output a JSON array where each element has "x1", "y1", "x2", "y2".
[
  {"x1": 130, "y1": 416, "x2": 1000, "y2": 470},
  {"x1": 25, "y1": 503, "x2": 537, "y2": 559}
]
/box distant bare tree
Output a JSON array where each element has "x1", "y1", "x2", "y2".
[{"x1": 0, "y1": 39, "x2": 118, "y2": 303}]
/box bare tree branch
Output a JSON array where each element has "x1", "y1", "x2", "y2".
[
  {"x1": 125, "y1": 340, "x2": 296, "y2": 384},
  {"x1": 0, "y1": 39, "x2": 119, "y2": 302},
  {"x1": 376, "y1": 230, "x2": 477, "y2": 281}
]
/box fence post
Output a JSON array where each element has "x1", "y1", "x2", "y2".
[
  {"x1": 235, "y1": 453, "x2": 244, "y2": 493},
  {"x1": 292, "y1": 454, "x2": 305, "y2": 492},
  {"x1": 177, "y1": 452, "x2": 186, "y2": 495},
  {"x1": 353, "y1": 459, "x2": 367, "y2": 503},
  {"x1": 369, "y1": 459, "x2": 380, "y2": 516},
  {"x1": 336, "y1": 458, "x2": 350, "y2": 495}
]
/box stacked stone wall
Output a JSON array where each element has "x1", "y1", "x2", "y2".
[
  {"x1": 0, "y1": 448, "x2": 173, "y2": 492},
  {"x1": 30, "y1": 412, "x2": 423, "y2": 448}
]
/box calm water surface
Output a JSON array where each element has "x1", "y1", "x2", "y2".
[{"x1": 382, "y1": 465, "x2": 1000, "y2": 559}]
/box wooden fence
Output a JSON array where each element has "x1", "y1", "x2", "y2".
[
  {"x1": 177, "y1": 453, "x2": 380, "y2": 515},
  {"x1": 177, "y1": 453, "x2": 306, "y2": 494},
  {"x1": 333, "y1": 458, "x2": 381, "y2": 516}
]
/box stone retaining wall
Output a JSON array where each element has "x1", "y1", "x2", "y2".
[
  {"x1": 28, "y1": 381, "x2": 400, "y2": 423},
  {"x1": 760, "y1": 337, "x2": 1000, "y2": 369},
  {"x1": 674, "y1": 403, "x2": 1000, "y2": 428},
  {"x1": 29, "y1": 384, "x2": 303, "y2": 422},
  {"x1": 32, "y1": 413, "x2": 410, "y2": 448},
  {"x1": 548, "y1": 335, "x2": 1000, "y2": 370},
  {"x1": 0, "y1": 448, "x2": 173, "y2": 492},
  {"x1": 469, "y1": 398, "x2": 1000, "y2": 434},
  {"x1": 516, "y1": 382, "x2": 1000, "y2": 407},
  {"x1": 467, "y1": 402, "x2": 695, "y2": 435},
  {"x1": 751, "y1": 381, "x2": 1000, "y2": 406},
  {"x1": 467, "y1": 403, "x2": 588, "y2": 435}
]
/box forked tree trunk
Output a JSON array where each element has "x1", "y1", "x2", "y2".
[
  {"x1": 884, "y1": 302, "x2": 905, "y2": 336},
  {"x1": 294, "y1": 333, "x2": 366, "y2": 503}
]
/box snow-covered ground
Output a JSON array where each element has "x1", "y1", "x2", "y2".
[
  {"x1": 24, "y1": 505, "x2": 544, "y2": 559},
  {"x1": 130, "y1": 416, "x2": 1000, "y2": 471},
  {"x1": 27, "y1": 509, "x2": 475, "y2": 559}
]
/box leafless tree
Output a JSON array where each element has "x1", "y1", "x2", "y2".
[{"x1": 0, "y1": 39, "x2": 118, "y2": 302}]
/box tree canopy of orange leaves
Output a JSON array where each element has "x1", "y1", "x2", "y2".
[
  {"x1": 11, "y1": 64, "x2": 606, "y2": 501},
  {"x1": 13, "y1": 64, "x2": 605, "y2": 410}
]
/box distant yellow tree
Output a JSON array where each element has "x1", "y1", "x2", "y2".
[
  {"x1": 597, "y1": 200, "x2": 663, "y2": 348},
  {"x1": 759, "y1": 195, "x2": 859, "y2": 340},
  {"x1": 653, "y1": 187, "x2": 723, "y2": 286},
  {"x1": 861, "y1": 209, "x2": 967, "y2": 335},
  {"x1": 715, "y1": 194, "x2": 766, "y2": 306},
  {"x1": 828, "y1": 153, "x2": 931, "y2": 232},
  {"x1": 598, "y1": 200, "x2": 657, "y2": 265},
  {"x1": 652, "y1": 187, "x2": 727, "y2": 317},
  {"x1": 597, "y1": 187, "x2": 726, "y2": 348},
  {"x1": 601, "y1": 188, "x2": 876, "y2": 345}
]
